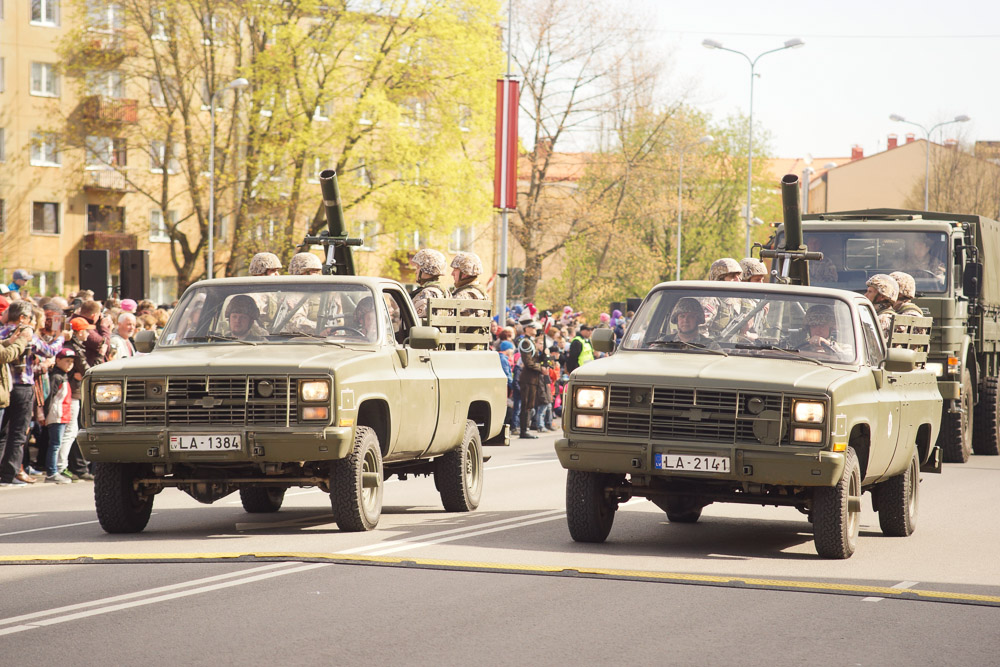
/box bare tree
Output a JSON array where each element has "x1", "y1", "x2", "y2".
[{"x1": 905, "y1": 141, "x2": 1000, "y2": 219}]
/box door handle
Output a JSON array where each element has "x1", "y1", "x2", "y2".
[
  {"x1": 888, "y1": 376, "x2": 897, "y2": 384},
  {"x1": 419, "y1": 355, "x2": 431, "y2": 362}
]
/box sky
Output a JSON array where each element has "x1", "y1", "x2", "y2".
[{"x1": 597, "y1": 0, "x2": 1000, "y2": 160}]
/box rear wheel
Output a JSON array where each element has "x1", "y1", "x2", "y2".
[
  {"x1": 436, "y1": 420, "x2": 484, "y2": 512},
  {"x1": 330, "y1": 426, "x2": 383, "y2": 531},
  {"x1": 565, "y1": 470, "x2": 620, "y2": 543},
  {"x1": 239, "y1": 487, "x2": 286, "y2": 513},
  {"x1": 813, "y1": 447, "x2": 861, "y2": 559},
  {"x1": 973, "y1": 376, "x2": 1000, "y2": 456},
  {"x1": 941, "y1": 368, "x2": 973, "y2": 463},
  {"x1": 94, "y1": 462, "x2": 154, "y2": 534},
  {"x1": 877, "y1": 450, "x2": 919, "y2": 537}
]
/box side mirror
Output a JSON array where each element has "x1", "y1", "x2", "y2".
[
  {"x1": 134, "y1": 329, "x2": 157, "y2": 354},
  {"x1": 963, "y1": 261, "x2": 983, "y2": 298},
  {"x1": 591, "y1": 328, "x2": 614, "y2": 354},
  {"x1": 884, "y1": 347, "x2": 916, "y2": 373},
  {"x1": 409, "y1": 326, "x2": 440, "y2": 350}
]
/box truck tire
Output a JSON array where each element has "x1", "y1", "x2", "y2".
[
  {"x1": 941, "y1": 369, "x2": 973, "y2": 463},
  {"x1": 239, "y1": 487, "x2": 286, "y2": 513},
  {"x1": 565, "y1": 470, "x2": 620, "y2": 543},
  {"x1": 973, "y1": 376, "x2": 1000, "y2": 456},
  {"x1": 812, "y1": 447, "x2": 861, "y2": 559},
  {"x1": 877, "y1": 450, "x2": 918, "y2": 537},
  {"x1": 436, "y1": 420, "x2": 484, "y2": 512},
  {"x1": 330, "y1": 426, "x2": 383, "y2": 531},
  {"x1": 94, "y1": 462, "x2": 154, "y2": 534}
]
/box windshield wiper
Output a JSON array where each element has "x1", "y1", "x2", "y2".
[
  {"x1": 648, "y1": 339, "x2": 728, "y2": 356},
  {"x1": 272, "y1": 332, "x2": 349, "y2": 348},
  {"x1": 733, "y1": 343, "x2": 822, "y2": 365},
  {"x1": 185, "y1": 333, "x2": 258, "y2": 346}
]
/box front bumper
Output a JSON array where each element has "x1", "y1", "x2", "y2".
[
  {"x1": 555, "y1": 437, "x2": 845, "y2": 487},
  {"x1": 79, "y1": 426, "x2": 356, "y2": 464},
  {"x1": 936, "y1": 379, "x2": 960, "y2": 400}
]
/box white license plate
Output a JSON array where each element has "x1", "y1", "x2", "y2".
[
  {"x1": 169, "y1": 434, "x2": 242, "y2": 452},
  {"x1": 654, "y1": 453, "x2": 730, "y2": 473}
]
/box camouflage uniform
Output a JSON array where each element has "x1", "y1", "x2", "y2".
[
  {"x1": 450, "y1": 252, "x2": 489, "y2": 348},
  {"x1": 739, "y1": 258, "x2": 769, "y2": 336},
  {"x1": 700, "y1": 258, "x2": 743, "y2": 336},
  {"x1": 249, "y1": 253, "x2": 283, "y2": 325},
  {"x1": 225, "y1": 295, "x2": 267, "y2": 341},
  {"x1": 288, "y1": 252, "x2": 322, "y2": 275},
  {"x1": 667, "y1": 298, "x2": 721, "y2": 349},
  {"x1": 890, "y1": 271, "x2": 927, "y2": 340},
  {"x1": 409, "y1": 249, "x2": 449, "y2": 321},
  {"x1": 867, "y1": 274, "x2": 899, "y2": 338}
]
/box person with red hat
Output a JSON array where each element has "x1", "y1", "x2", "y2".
[{"x1": 57, "y1": 317, "x2": 96, "y2": 480}]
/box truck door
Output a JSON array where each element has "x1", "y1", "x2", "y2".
[
  {"x1": 382, "y1": 288, "x2": 439, "y2": 456},
  {"x1": 858, "y1": 306, "x2": 901, "y2": 478}
]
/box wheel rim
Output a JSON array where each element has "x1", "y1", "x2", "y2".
[
  {"x1": 361, "y1": 448, "x2": 381, "y2": 514},
  {"x1": 465, "y1": 438, "x2": 482, "y2": 494},
  {"x1": 847, "y1": 469, "x2": 861, "y2": 541},
  {"x1": 907, "y1": 455, "x2": 918, "y2": 519}
]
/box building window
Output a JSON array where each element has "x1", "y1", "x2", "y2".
[
  {"x1": 30, "y1": 62, "x2": 60, "y2": 97},
  {"x1": 149, "y1": 276, "x2": 177, "y2": 305},
  {"x1": 150, "y1": 6, "x2": 169, "y2": 40},
  {"x1": 31, "y1": 270, "x2": 61, "y2": 297},
  {"x1": 87, "y1": 1, "x2": 123, "y2": 32},
  {"x1": 32, "y1": 201, "x2": 60, "y2": 234},
  {"x1": 86, "y1": 136, "x2": 127, "y2": 167},
  {"x1": 150, "y1": 141, "x2": 179, "y2": 173},
  {"x1": 30, "y1": 132, "x2": 61, "y2": 166},
  {"x1": 87, "y1": 70, "x2": 124, "y2": 98},
  {"x1": 87, "y1": 204, "x2": 124, "y2": 232},
  {"x1": 31, "y1": 0, "x2": 60, "y2": 26},
  {"x1": 150, "y1": 208, "x2": 175, "y2": 242},
  {"x1": 448, "y1": 226, "x2": 472, "y2": 253},
  {"x1": 356, "y1": 220, "x2": 377, "y2": 251},
  {"x1": 201, "y1": 13, "x2": 226, "y2": 45},
  {"x1": 214, "y1": 214, "x2": 228, "y2": 240},
  {"x1": 396, "y1": 230, "x2": 421, "y2": 251},
  {"x1": 150, "y1": 75, "x2": 176, "y2": 107},
  {"x1": 313, "y1": 99, "x2": 333, "y2": 121}
]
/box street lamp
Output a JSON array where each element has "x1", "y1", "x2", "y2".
[
  {"x1": 801, "y1": 166, "x2": 815, "y2": 214},
  {"x1": 889, "y1": 113, "x2": 970, "y2": 210},
  {"x1": 703, "y1": 37, "x2": 804, "y2": 256},
  {"x1": 676, "y1": 135, "x2": 714, "y2": 281},
  {"x1": 207, "y1": 77, "x2": 250, "y2": 279}
]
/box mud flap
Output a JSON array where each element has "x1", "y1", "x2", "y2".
[
  {"x1": 484, "y1": 424, "x2": 510, "y2": 447},
  {"x1": 920, "y1": 445, "x2": 942, "y2": 474}
]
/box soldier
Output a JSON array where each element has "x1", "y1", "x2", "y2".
[
  {"x1": 450, "y1": 251, "x2": 489, "y2": 348},
  {"x1": 701, "y1": 258, "x2": 743, "y2": 336},
  {"x1": 665, "y1": 298, "x2": 721, "y2": 349},
  {"x1": 798, "y1": 305, "x2": 850, "y2": 360},
  {"x1": 904, "y1": 235, "x2": 946, "y2": 285},
  {"x1": 409, "y1": 249, "x2": 448, "y2": 320},
  {"x1": 249, "y1": 252, "x2": 282, "y2": 277},
  {"x1": 890, "y1": 271, "x2": 924, "y2": 316},
  {"x1": 518, "y1": 320, "x2": 546, "y2": 439},
  {"x1": 275, "y1": 253, "x2": 324, "y2": 334},
  {"x1": 864, "y1": 274, "x2": 899, "y2": 338},
  {"x1": 225, "y1": 296, "x2": 266, "y2": 341},
  {"x1": 740, "y1": 257, "x2": 768, "y2": 283},
  {"x1": 288, "y1": 252, "x2": 323, "y2": 276}
]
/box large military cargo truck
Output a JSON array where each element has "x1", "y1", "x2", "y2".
[{"x1": 787, "y1": 209, "x2": 1000, "y2": 462}]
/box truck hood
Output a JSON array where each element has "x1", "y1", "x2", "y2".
[
  {"x1": 572, "y1": 351, "x2": 855, "y2": 394},
  {"x1": 92, "y1": 344, "x2": 371, "y2": 376}
]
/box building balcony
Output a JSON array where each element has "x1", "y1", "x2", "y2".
[
  {"x1": 83, "y1": 231, "x2": 137, "y2": 253},
  {"x1": 84, "y1": 169, "x2": 134, "y2": 192},
  {"x1": 82, "y1": 96, "x2": 138, "y2": 123},
  {"x1": 82, "y1": 31, "x2": 138, "y2": 60}
]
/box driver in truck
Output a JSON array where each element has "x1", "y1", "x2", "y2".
[
  {"x1": 667, "y1": 297, "x2": 721, "y2": 349},
  {"x1": 904, "y1": 235, "x2": 946, "y2": 285},
  {"x1": 226, "y1": 296, "x2": 266, "y2": 341}
]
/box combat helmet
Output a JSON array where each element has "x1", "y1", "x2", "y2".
[
  {"x1": 740, "y1": 257, "x2": 767, "y2": 281},
  {"x1": 670, "y1": 297, "x2": 706, "y2": 325},
  {"x1": 225, "y1": 295, "x2": 260, "y2": 319},
  {"x1": 867, "y1": 274, "x2": 899, "y2": 302},
  {"x1": 708, "y1": 258, "x2": 742, "y2": 281},
  {"x1": 451, "y1": 251, "x2": 483, "y2": 277},
  {"x1": 411, "y1": 249, "x2": 447, "y2": 277},
  {"x1": 889, "y1": 271, "x2": 916, "y2": 300},
  {"x1": 804, "y1": 304, "x2": 836, "y2": 328},
  {"x1": 288, "y1": 252, "x2": 323, "y2": 275},
  {"x1": 249, "y1": 252, "x2": 282, "y2": 276}
]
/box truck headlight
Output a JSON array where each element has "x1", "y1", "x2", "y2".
[
  {"x1": 925, "y1": 363, "x2": 943, "y2": 377},
  {"x1": 300, "y1": 380, "x2": 330, "y2": 402},
  {"x1": 94, "y1": 383, "x2": 123, "y2": 404},
  {"x1": 575, "y1": 387, "x2": 606, "y2": 410},
  {"x1": 792, "y1": 427, "x2": 824, "y2": 444},
  {"x1": 793, "y1": 400, "x2": 825, "y2": 423},
  {"x1": 575, "y1": 414, "x2": 604, "y2": 429},
  {"x1": 95, "y1": 409, "x2": 122, "y2": 423}
]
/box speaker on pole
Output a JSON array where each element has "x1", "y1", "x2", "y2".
[
  {"x1": 119, "y1": 249, "x2": 149, "y2": 301},
  {"x1": 79, "y1": 249, "x2": 111, "y2": 301},
  {"x1": 626, "y1": 298, "x2": 643, "y2": 313}
]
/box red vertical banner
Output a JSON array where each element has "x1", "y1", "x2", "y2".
[{"x1": 494, "y1": 78, "x2": 519, "y2": 210}]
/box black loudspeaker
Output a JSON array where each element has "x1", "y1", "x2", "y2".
[
  {"x1": 79, "y1": 249, "x2": 111, "y2": 302},
  {"x1": 119, "y1": 249, "x2": 150, "y2": 301},
  {"x1": 609, "y1": 301, "x2": 626, "y2": 316},
  {"x1": 626, "y1": 298, "x2": 643, "y2": 314}
]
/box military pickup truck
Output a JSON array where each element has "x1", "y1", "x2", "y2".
[
  {"x1": 789, "y1": 210, "x2": 1000, "y2": 463},
  {"x1": 555, "y1": 281, "x2": 942, "y2": 558},
  {"x1": 80, "y1": 275, "x2": 507, "y2": 534}
]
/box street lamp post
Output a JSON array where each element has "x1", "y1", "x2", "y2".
[
  {"x1": 676, "y1": 135, "x2": 714, "y2": 281},
  {"x1": 802, "y1": 166, "x2": 815, "y2": 214},
  {"x1": 703, "y1": 37, "x2": 804, "y2": 256},
  {"x1": 208, "y1": 77, "x2": 250, "y2": 279},
  {"x1": 889, "y1": 113, "x2": 970, "y2": 210}
]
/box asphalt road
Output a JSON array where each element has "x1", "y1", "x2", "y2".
[{"x1": 1, "y1": 432, "x2": 999, "y2": 665}]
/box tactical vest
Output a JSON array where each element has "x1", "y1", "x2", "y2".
[
  {"x1": 571, "y1": 334, "x2": 594, "y2": 367},
  {"x1": 897, "y1": 301, "x2": 923, "y2": 316},
  {"x1": 410, "y1": 281, "x2": 446, "y2": 300},
  {"x1": 451, "y1": 283, "x2": 486, "y2": 299}
]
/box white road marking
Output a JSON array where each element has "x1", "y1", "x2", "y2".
[
  {"x1": 0, "y1": 562, "x2": 328, "y2": 636},
  {"x1": 863, "y1": 580, "x2": 920, "y2": 602},
  {"x1": 361, "y1": 514, "x2": 567, "y2": 556},
  {"x1": 0, "y1": 520, "x2": 101, "y2": 538},
  {"x1": 487, "y1": 459, "x2": 560, "y2": 471},
  {"x1": 0, "y1": 562, "x2": 298, "y2": 628},
  {"x1": 235, "y1": 513, "x2": 336, "y2": 532}
]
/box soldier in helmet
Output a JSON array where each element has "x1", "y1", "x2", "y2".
[
  {"x1": 273, "y1": 253, "x2": 325, "y2": 334},
  {"x1": 450, "y1": 251, "x2": 489, "y2": 348},
  {"x1": 664, "y1": 298, "x2": 721, "y2": 349},
  {"x1": 701, "y1": 258, "x2": 743, "y2": 337},
  {"x1": 409, "y1": 249, "x2": 448, "y2": 320},
  {"x1": 890, "y1": 271, "x2": 923, "y2": 316},
  {"x1": 798, "y1": 304, "x2": 850, "y2": 360},
  {"x1": 225, "y1": 295, "x2": 266, "y2": 341},
  {"x1": 288, "y1": 252, "x2": 323, "y2": 276},
  {"x1": 740, "y1": 258, "x2": 768, "y2": 283},
  {"x1": 864, "y1": 274, "x2": 899, "y2": 338},
  {"x1": 249, "y1": 252, "x2": 282, "y2": 277}
]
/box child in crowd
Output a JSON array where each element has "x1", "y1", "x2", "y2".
[{"x1": 44, "y1": 349, "x2": 75, "y2": 484}]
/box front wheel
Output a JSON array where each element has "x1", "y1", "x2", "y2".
[
  {"x1": 436, "y1": 420, "x2": 484, "y2": 512},
  {"x1": 94, "y1": 462, "x2": 154, "y2": 534},
  {"x1": 812, "y1": 447, "x2": 861, "y2": 559},
  {"x1": 877, "y1": 450, "x2": 919, "y2": 537},
  {"x1": 330, "y1": 426, "x2": 383, "y2": 531},
  {"x1": 941, "y1": 368, "x2": 973, "y2": 463},
  {"x1": 239, "y1": 487, "x2": 286, "y2": 513},
  {"x1": 565, "y1": 470, "x2": 620, "y2": 543}
]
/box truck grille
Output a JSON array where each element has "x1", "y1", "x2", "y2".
[
  {"x1": 606, "y1": 385, "x2": 791, "y2": 445},
  {"x1": 122, "y1": 376, "x2": 307, "y2": 426}
]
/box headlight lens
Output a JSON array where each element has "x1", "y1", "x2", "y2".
[
  {"x1": 793, "y1": 400, "x2": 825, "y2": 423},
  {"x1": 575, "y1": 414, "x2": 604, "y2": 429},
  {"x1": 792, "y1": 427, "x2": 824, "y2": 444},
  {"x1": 300, "y1": 380, "x2": 330, "y2": 402},
  {"x1": 95, "y1": 409, "x2": 122, "y2": 423},
  {"x1": 94, "y1": 383, "x2": 123, "y2": 404},
  {"x1": 302, "y1": 406, "x2": 329, "y2": 421},
  {"x1": 575, "y1": 387, "x2": 606, "y2": 410}
]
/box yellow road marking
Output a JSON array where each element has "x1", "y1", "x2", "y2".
[{"x1": 2, "y1": 552, "x2": 998, "y2": 605}]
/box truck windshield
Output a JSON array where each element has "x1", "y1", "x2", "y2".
[
  {"x1": 793, "y1": 230, "x2": 949, "y2": 294},
  {"x1": 157, "y1": 282, "x2": 380, "y2": 347},
  {"x1": 622, "y1": 287, "x2": 857, "y2": 363}
]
